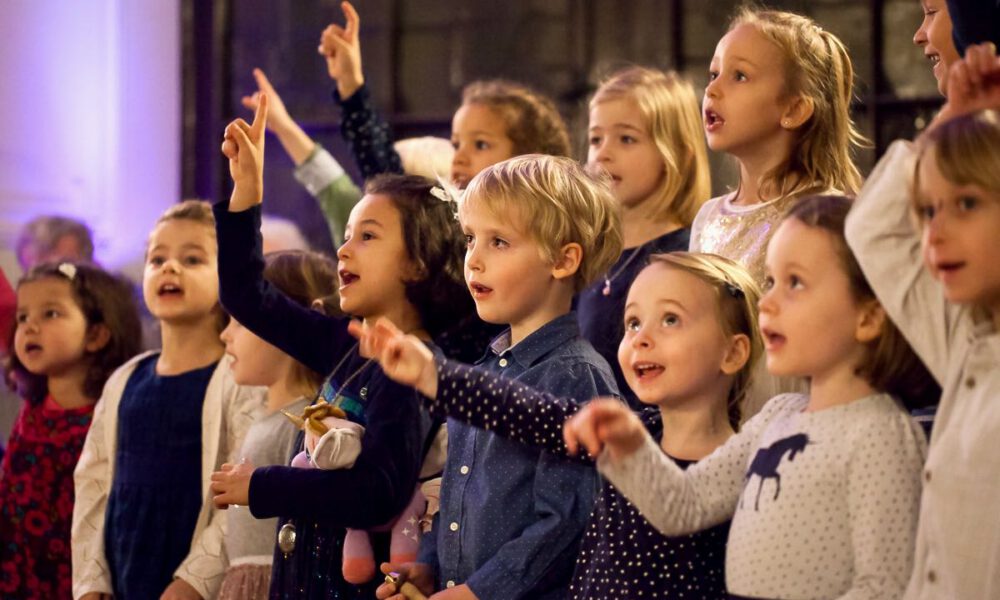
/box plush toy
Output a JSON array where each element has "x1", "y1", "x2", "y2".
[{"x1": 284, "y1": 395, "x2": 425, "y2": 584}]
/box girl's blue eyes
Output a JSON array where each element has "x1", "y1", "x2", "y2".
[{"x1": 624, "y1": 314, "x2": 679, "y2": 330}]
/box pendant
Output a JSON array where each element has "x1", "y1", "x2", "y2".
[
  {"x1": 602, "y1": 279, "x2": 611, "y2": 296},
  {"x1": 277, "y1": 522, "x2": 297, "y2": 556}
]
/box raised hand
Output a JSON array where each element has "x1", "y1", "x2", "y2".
[
  {"x1": 241, "y1": 68, "x2": 294, "y2": 135},
  {"x1": 347, "y1": 318, "x2": 439, "y2": 398},
  {"x1": 222, "y1": 92, "x2": 268, "y2": 211},
  {"x1": 317, "y1": 1, "x2": 364, "y2": 98},
  {"x1": 563, "y1": 398, "x2": 648, "y2": 462},
  {"x1": 932, "y1": 42, "x2": 1000, "y2": 129}
]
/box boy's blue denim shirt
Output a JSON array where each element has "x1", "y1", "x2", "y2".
[{"x1": 419, "y1": 312, "x2": 619, "y2": 599}]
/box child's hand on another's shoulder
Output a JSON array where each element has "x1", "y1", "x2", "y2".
[
  {"x1": 563, "y1": 398, "x2": 648, "y2": 462},
  {"x1": 222, "y1": 91, "x2": 268, "y2": 212},
  {"x1": 349, "y1": 318, "x2": 439, "y2": 398},
  {"x1": 931, "y1": 43, "x2": 1000, "y2": 130},
  {"x1": 318, "y1": 1, "x2": 365, "y2": 99}
]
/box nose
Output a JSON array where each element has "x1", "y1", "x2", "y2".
[
  {"x1": 924, "y1": 210, "x2": 951, "y2": 244},
  {"x1": 705, "y1": 78, "x2": 720, "y2": 100},
  {"x1": 161, "y1": 257, "x2": 181, "y2": 274},
  {"x1": 219, "y1": 321, "x2": 233, "y2": 344},
  {"x1": 465, "y1": 240, "x2": 482, "y2": 273},
  {"x1": 451, "y1": 142, "x2": 469, "y2": 168},
  {"x1": 630, "y1": 324, "x2": 653, "y2": 350},
  {"x1": 913, "y1": 18, "x2": 928, "y2": 47},
  {"x1": 758, "y1": 286, "x2": 777, "y2": 315},
  {"x1": 336, "y1": 237, "x2": 352, "y2": 261}
]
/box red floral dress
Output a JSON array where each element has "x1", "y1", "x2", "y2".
[{"x1": 0, "y1": 396, "x2": 94, "y2": 599}]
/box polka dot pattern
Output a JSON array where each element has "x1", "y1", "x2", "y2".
[{"x1": 334, "y1": 85, "x2": 404, "y2": 180}]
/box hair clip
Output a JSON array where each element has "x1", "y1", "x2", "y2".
[
  {"x1": 723, "y1": 282, "x2": 744, "y2": 299},
  {"x1": 430, "y1": 186, "x2": 451, "y2": 202},
  {"x1": 57, "y1": 263, "x2": 77, "y2": 280}
]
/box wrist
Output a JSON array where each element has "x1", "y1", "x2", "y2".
[
  {"x1": 418, "y1": 357, "x2": 439, "y2": 399},
  {"x1": 337, "y1": 75, "x2": 364, "y2": 101}
]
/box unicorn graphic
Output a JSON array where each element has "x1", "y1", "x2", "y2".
[{"x1": 741, "y1": 433, "x2": 811, "y2": 510}]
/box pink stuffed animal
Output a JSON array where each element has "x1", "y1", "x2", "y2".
[{"x1": 284, "y1": 398, "x2": 425, "y2": 583}]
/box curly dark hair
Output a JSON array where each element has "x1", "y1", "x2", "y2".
[
  {"x1": 784, "y1": 195, "x2": 939, "y2": 409},
  {"x1": 365, "y1": 174, "x2": 474, "y2": 337},
  {"x1": 5, "y1": 262, "x2": 143, "y2": 404},
  {"x1": 461, "y1": 80, "x2": 571, "y2": 158}
]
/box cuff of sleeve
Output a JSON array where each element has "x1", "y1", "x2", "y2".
[
  {"x1": 293, "y1": 145, "x2": 347, "y2": 196},
  {"x1": 248, "y1": 465, "x2": 279, "y2": 519},
  {"x1": 333, "y1": 83, "x2": 370, "y2": 110}
]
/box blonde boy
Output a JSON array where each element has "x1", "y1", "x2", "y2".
[{"x1": 404, "y1": 155, "x2": 623, "y2": 599}]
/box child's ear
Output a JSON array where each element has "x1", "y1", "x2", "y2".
[
  {"x1": 85, "y1": 324, "x2": 112, "y2": 353},
  {"x1": 780, "y1": 95, "x2": 815, "y2": 130},
  {"x1": 551, "y1": 243, "x2": 583, "y2": 282},
  {"x1": 720, "y1": 333, "x2": 751, "y2": 376},
  {"x1": 855, "y1": 300, "x2": 886, "y2": 343}
]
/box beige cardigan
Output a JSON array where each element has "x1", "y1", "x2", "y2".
[
  {"x1": 846, "y1": 140, "x2": 1000, "y2": 599},
  {"x1": 71, "y1": 351, "x2": 263, "y2": 600}
]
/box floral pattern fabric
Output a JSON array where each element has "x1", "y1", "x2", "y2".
[{"x1": 0, "y1": 398, "x2": 93, "y2": 599}]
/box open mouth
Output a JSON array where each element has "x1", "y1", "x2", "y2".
[
  {"x1": 936, "y1": 261, "x2": 965, "y2": 277},
  {"x1": 452, "y1": 174, "x2": 471, "y2": 189},
  {"x1": 632, "y1": 362, "x2": 664, "y2": 380},
  {"x1": 24, "y1": 342, "x2": 42, "y2": 355},
  {"x1": 761, "y1": 327, "x2": 786, "y2": 351},
  {"x1": 469, "y1": 282, "x2": 493, "y2": 298},
  {"x1": 158, "y1": 283, "x2": 183, "y2": 297},
  {"x1": 704, "y1": 110, "x2": 725, "y2": 131},
  {"x1": 339, "y1": 270, "x2": 359, "y2": 288}
]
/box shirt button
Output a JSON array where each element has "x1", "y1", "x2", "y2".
[
  {"x1": 449, "y1": 522, "x2": 459, "y2": 532},
  {"x1": 460, "y1": 465, "x2": 470, "y2": 475},
  {"x1": 924, "y1": 469, "x2": 931, "y2": 483},
  {"x1": 965, "y1": 377, "x2": 976, "y2": 389},
  {"x1": 498, "y1": 358, "x2": 508, "y2": 367},
  {"x1": 927, "y1": 569, "x2": 937, "y2": 583},
  {"x1": 446, "y1": 581, "x2": 456, "y2": 588}
]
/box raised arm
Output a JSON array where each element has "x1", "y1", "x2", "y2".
[
  {"x1": 319, "y1": 1, "x2": 403, "y2": 179},
  {"x1": 218, "y1": 92, "x2": 354, "y2": 375}
]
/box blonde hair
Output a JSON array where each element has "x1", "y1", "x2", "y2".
[
  {"x1": 591, "y1": 67, "x2": 711, "y2": 226},
  {"x1": 461, "y1": 154, "x2": 623, "y2": 292},
  {"x1": 646, "y1": 252, "x2": 763, "y2": 429},
  {"x1": 914, "y1": 109, "x2": 1000, "y2": 212},
  {"x1": 461, "y1": 80, "x2": 571, "y2": 157},
  {"x1": 395, "y1": 136, "x2": 455, "y2": 180},
  {"x1": 731, "y1": 8, "x2": 867, "y2": 199}
]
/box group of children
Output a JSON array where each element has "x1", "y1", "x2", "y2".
[{"x1": 0, "y1": 0, "x2": 998, "y2": 598}]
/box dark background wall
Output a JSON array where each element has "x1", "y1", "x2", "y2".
[{"x1": 183, "y1": 0, "x2": 942, "y2": 256}]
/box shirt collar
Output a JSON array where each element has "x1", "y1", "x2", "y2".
[{"x1": 487, "y1": 312, "x2": 581, "y2": 367}]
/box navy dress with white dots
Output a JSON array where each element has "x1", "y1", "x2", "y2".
[{"x1": 428, "y1": 358, "x2": 729, "y2": 599}]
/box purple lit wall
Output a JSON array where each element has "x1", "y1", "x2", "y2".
[{"x1": 0, "y1": 0, "x2": 180, "y2": 279}]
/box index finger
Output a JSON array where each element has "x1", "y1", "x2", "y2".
[
  {"x1": 250, "y1": 91, "x2": 269, "y2": 140},
  {"x1": 253, "y1": 68, "x2": 278, "y2": 96}
]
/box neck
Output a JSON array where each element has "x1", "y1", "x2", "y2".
[
  {"x1": 620, "y1": 202, "x2": 683, "y2": 249},
  {"x1": 158, "y1": 316, "x2": 225, "y2": 375},
  {"x1": 363, "y1": 302, "x2": 428, "y2": 342},
  {"x1": 657, "y1": 388, "x2": 734, "y2": 461},
  {"x1": 509, "y1": 287, "x2": 574, "y2": 347},
  {"x1": 732, "y1": 136, "x2": 795, "y2": 206},
  {"x1": 47, "y1": 366, "x2": 95, "y2": 409},
  {"x1": 806, "y1": 350, "x2": 877, "y2": 411},
  {"x1": 266, "y1": 376, "x2": 313, "y2": 412}
]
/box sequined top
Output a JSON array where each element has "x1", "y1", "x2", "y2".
[
  {"x1": 690, "y1": 191, "x2": 816, "y2": 419},
  {"x1": 689, "y1": 192, "x2": 796, "y2": 287}
]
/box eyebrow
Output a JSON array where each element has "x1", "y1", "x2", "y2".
[
  {"x1": 624, "y1": 298, "x2": 688, "y2": 312},
  {"x1": 589, "y1": 123, "x2": 644, "y2": 134},
  {"x1": 729, "y1": 55, "x2": 759, "y2": 69},
  {"x1": 357, "y1": 219, "x2": 385, "y2": 228}
]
